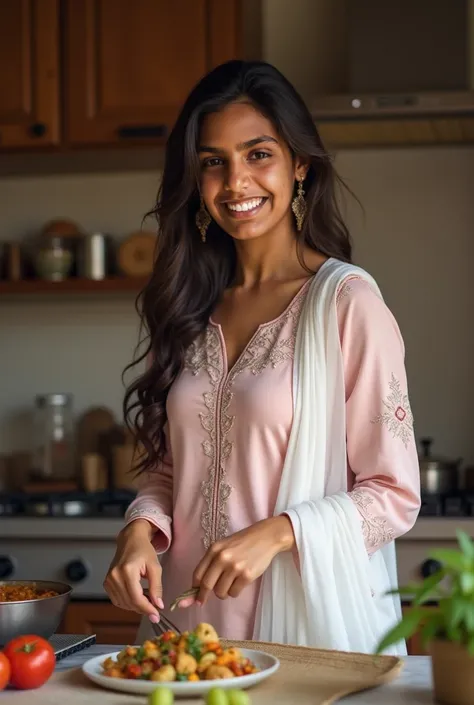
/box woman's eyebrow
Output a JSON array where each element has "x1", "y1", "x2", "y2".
[{"x1": 198, "y1": 135, "x2": 278, "y2": 154}]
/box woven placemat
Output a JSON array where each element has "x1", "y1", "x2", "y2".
[{"x1": 2, "y1": 640, "x2": 403, "y2": 705}]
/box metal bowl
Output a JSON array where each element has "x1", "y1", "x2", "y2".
[{"x1": 0, "y1": 580, "x2": 72, "y2": 646}]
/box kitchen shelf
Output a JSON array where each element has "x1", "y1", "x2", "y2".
[{"x1": 0, "y1": 276, "x2": 149, "y2": 296}]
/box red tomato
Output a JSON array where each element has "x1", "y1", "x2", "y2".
[
  {"x1": 3, "y1": 635, "x2": 56, "y2": 690},
  {"x1": 0, "y1": 652, "x2": 11, "y2": 690},
  {"x1": 126, "y1": 664, "x2": 142, "y2": 679}
]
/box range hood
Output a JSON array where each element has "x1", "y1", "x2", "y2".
[
  {"x1": 313, "y1": 90, "x2": 474, "y2": 121},
  {"x1": 309, "y1": 0, "x2": 474, "y2": 141}
]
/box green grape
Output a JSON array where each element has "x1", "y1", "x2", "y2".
[
  {"x1": 206, "y1": 686, "x2": 229, "y2": 705},
  {"x1": 227, "y1": 689, "x2": 251, "y2": 705},
  {"x1": 148, "y1": 686, "x2": 174, "y2": 705}
]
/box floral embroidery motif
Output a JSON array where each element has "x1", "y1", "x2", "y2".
[
  {"x1": 371, "y1": 373, "x2": 414, "y2": 448},
  {"x1": 336, "y1": 275, "x2": 363, "y2": 305},
  {"x1": 184, "y1": 286, "x2": 308, "y2": 549},
  {"x1": 127, "y1": 508, "x2": 169, "y2": 522},
  {"x1": 185, "y1": 328, "x2": 232, "y2": 550},
  {"x1": 349, "y1": 488, "x2": 394, "y2": 554}
]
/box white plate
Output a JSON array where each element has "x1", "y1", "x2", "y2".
[{"x1": 82, "y1": 648, "x2": 280, "y2": 697}]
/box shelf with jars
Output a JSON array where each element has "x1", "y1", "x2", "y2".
[{"x1": 0, "y1": 220, "x2": 155, "y2": 298}]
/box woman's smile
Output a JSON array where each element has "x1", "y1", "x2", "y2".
[{"x1": 221, "y1": 196, "x2": 269, "y2": 220}]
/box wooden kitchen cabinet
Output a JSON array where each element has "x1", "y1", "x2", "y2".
[
  {"x1": 62, "y1": 601, "x2": 141, "y2": 645},
  {"x1": 0, "y1": 0, "x2": 60, "y2": 149},
  {"x1": 64, "y1": 0, "x2": 244, "y2": 146}
]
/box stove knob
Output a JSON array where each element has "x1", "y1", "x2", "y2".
[
  {"x1": 421, "y1": 558, "x2": 442, "y2": 578},
  {"x1": 0, "y1": 556, "x2": 14, "y2": 579},
  {"x1": 65, "y1": 560, "x2": 88, "y2": 583}
]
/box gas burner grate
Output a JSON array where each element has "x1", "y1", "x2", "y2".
[
  {"x1": 0, "y1": 489, "x2": 136, "y2": 518},
  {"x1": 420, "y1": 491, "x2": 474, "y2": 517}
]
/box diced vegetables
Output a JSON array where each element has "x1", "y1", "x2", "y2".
[{"x1": 101, "y1": 622, "x2": 259, "y2": 683}]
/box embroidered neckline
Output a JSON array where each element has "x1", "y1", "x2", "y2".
[
  {"x1": 184, "y1": 285, "x2": 308, "y2": 549},
  {"x1": 209, "y1": 275, "x2": 313, "y2": 331}
]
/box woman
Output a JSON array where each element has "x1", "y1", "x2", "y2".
[{"x1": 104, "y1": 60, "x2": 420, "y2": 654}]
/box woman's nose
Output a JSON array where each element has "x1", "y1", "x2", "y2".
[{"x1": 224, "y1": 160, "x2": 249, "y2": 193}]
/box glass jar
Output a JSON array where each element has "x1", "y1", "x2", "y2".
[
  {"x1": 31, "y1": 394, "x2": 75, "y2": 480},
  {"x1": 34, "y1": 235, "x2": 73, "y2": 281}
]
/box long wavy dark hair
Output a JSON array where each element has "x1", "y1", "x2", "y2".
[{"x1": 124, "y1": 59, "x2": 353, "y2": 473}]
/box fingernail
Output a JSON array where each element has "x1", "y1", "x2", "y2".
[
  {"x1": 178, "y1": 597, "x2": 195, "y2": 609},
  {"x1": 196, "y1": 600, "x2": 203, "y2": 607},
  {"x1": 157, "y1": 598, "x2": 164, "y2": 610},
  {"x1": 149, "y1": 613, "x2": 160, "y2": 624}
]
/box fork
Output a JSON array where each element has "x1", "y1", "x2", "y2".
[
  {"x1": 150, "y1": 611, "x2": 182, "y2": 637},
  {"x1": 143, "y1": 590, "x2": 182, "y2": 636}
]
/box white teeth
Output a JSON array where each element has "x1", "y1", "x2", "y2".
[{"x1": 227, "y1": 197, "x2": 264, "y2": 212}]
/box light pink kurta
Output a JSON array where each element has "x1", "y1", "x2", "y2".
[{"x1": 125, "y1": 275, "x2": 421, "y2": 639}]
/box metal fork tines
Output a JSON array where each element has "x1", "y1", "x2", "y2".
[{"x1": 150, "y1": 611, "x2": 182, "y2": 637}]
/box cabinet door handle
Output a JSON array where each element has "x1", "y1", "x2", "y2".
[
  {"x1": 29, "y1": 123, "x2": 47, "y2": 138},
  {"x1": 117, "y1": 125, "x2": 167, "y2": 139}
]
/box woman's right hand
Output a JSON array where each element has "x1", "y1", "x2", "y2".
[{"x1": 104, "y1": 519, "x2": 163, "y2": 623}]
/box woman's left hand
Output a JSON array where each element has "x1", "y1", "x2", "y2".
[{"x1": 187, "y1": 516, "x2": 295, "y2": 606}]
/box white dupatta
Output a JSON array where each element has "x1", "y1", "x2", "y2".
[{"x1": 253, "y1": 258, "x2": 405, "y2": 655}]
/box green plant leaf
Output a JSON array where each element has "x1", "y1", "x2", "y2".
[
  {"x1": 375, "y1": 608, "x2": 424, "y2": 654},
  {"x1": 412, "y1": 570, "x2": 445, "y2": 605},
  {"x1": 457, "y1": 530, "x2": 474, "y2": 560},
  {"x1": 468, "y1": 635, "x2": 474, "y2": 656},
  {"x1": 446, "y1": 597, "x2": 467, "y2": 629},
  {"x1": 385, "y1": 583, "x2": 421, "y2": 597},
  {"x1": 430, "y1": 549, "x2": 466, "y2": 573},
  {"x1": 420, "y1": 613, "x2": 444, "y2": 649},
  {"x1": 465, "y1": 603, "x2": 474, "y2": 633},
  {"x1": 460, "y1": 573, "x2": 474, "y2": 595}
]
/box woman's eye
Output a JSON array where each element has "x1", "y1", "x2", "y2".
[
  {"x1": 202, "y1": 157, "x2": 223, "y2": 168},
  {"x1": 249, "y1": 151, "x2": 271, "y2": 161}
]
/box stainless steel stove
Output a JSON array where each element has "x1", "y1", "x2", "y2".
[
  {"x1": 419, "y1": 491, "x2": 474, "y2": 517},
  {"x1": 1, "y1": 489, "x2": 473, "y2": 603},
  {"x1": 395, "y1": 491, "x2": 474, "y2": 588},
  {"x1": 0, "y1": 490, "x2": 135, "y2": 598}
]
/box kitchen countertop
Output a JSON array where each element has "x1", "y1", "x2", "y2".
[
  {"x1": 52, "y1": 644, "x2": 435, "y2": 703},
  {"x1": 2, "y1": 515, "x2": 473, "y2": 541}
]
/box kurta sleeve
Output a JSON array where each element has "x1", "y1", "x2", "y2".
[
  {"x1": 336, "y1": 277, "x2": 421, "y2": 555},
  {"x1": 124, "y1": 422, "x2": 173, "y2": 554}
]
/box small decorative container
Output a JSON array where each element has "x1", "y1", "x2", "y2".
[{"x1": 34, "y1": 235, "x2": 73, "y2": 281}]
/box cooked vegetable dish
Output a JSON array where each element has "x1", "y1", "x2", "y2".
[
  {"x1": 101, "y1": 622, "x2": 258, "y2": 682},
  {"x1": 0, "y1": 585, "x2": 59, "y2": 603}
]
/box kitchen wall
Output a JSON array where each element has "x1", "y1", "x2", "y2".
[{"x1": 1, "y1": 0, "x2": 474, "y2": 464}]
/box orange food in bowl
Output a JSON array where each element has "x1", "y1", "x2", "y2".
[{"x1": 0, "y1": 585, "x2": 59, "y2": 603}]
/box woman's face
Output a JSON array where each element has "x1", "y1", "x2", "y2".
[{"x1": 198, "y1": 101, "x2": 306, "y2": 242}]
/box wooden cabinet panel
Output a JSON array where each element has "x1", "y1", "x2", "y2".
[
  {"x1": 0, "y1": 0, "x2": 60, "y2": 149},
  {"x1": 64, "y1": 0, "x2": 243, "y2": 146},
  {"x1": 63, "y1": 601, "x2": 141, "y2": 645}
]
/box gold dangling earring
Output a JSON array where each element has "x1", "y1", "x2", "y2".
[
  {"x1": 196, "y1": 196, "x2": 211, "y2": 243},
  {"x1": 291, "y1": 177, "x2": 306, "y2": 232}
]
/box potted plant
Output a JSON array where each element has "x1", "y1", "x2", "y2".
[{"x1": 376, "y1": 529, "x2": 474, "y2": 705}]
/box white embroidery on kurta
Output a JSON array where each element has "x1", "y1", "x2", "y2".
[
  {"x1": 184, "y1": 285, "x2": 308, "y2": 549},
  {"x1": 371, "y1": 373, "x2": 414, "y2": 448},
  {"x1": 349, "y1": 488, "x2": 394, "y2": 553}
]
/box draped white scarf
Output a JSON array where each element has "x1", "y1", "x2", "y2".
[{"x1": 253, "y1": 258, "x2": 405, "y2": 656}]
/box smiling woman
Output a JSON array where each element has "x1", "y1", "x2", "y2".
[
  {"x1": 198, "y1": 110, "x2": 304, "y2": 244},
  {"x1": 104, "y1": 61, "x2": 420, "y2": 656}
]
